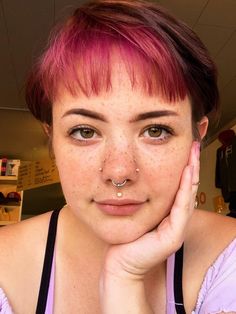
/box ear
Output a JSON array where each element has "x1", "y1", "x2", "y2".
[
  {"x1": 197, "y1": 116, "x2": 209, "y2": 140},
  {"x1": 42, "y1": 123, "x2": 55, "y2": 158},
  {"x1": 42, "y1": 123, "x2": 52, "y2": 137}
]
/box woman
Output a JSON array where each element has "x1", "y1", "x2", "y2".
[{"x1": 0, "y1": 0, "x2": 236, "y2": 313}]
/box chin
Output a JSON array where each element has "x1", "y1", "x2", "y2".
[
  {"x1": 93, "y1": 221, "x2": 150, "y2": 245},
  {"x1": 103, "y1": 234, "x2": 140, "y2": 245}
]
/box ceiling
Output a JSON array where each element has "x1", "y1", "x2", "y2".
[{"x1": 0, "y1": 0, "x2": 236, "y2": 215}]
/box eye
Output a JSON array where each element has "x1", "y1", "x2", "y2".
[
  {"x1": 68, "y1": 126, "x2": 99, "y2": 141},
  {"x1": 142, "y1": 125, "x2": 173, "y2": 142},
  {"x1": 79, "y1": 128, "x2": 95, "y2": 139},
  {"x1": 146, "y1": 126, "x2": 162, "y2": 137}
]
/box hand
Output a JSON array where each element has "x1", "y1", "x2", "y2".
[
  {"x1": 102, "y1": 141, "x2": 200, "y2": 280},
  {"x1": 100, "y1": 141, "x2": 200, "y2": 313}
]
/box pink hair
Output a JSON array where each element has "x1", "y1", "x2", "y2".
[
  {"x1": 26, "y1": 0, "x2": 219, "y2": 125},
  {"x1": 42, "y1": 28, "x2": 185, "y2": 98}
]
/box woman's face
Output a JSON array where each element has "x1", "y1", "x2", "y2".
[{"x1": 52, "y1": 64, "x2": 205, "y2": 244}]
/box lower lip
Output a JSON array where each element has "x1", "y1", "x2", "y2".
[{"x1": 96, "y1": 203, "x2": 144, "y2": 216}]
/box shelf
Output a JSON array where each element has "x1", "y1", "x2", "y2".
[
  {"x1": 0, "y1": 220, "x2": 19, "y2": 226},
  {"x1": 0, "y1": 168, "x2": 22, "y2": 224},
  {"x1": 0, "y1": 204, "x2": 20, "y2": 208},
  {"x1": 0, "y1": 176, "x2": 18, "y2": 182}
]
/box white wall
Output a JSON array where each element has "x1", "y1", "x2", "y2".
[{"x1": 198, "y1": 124, "x2": 236, "y2": 213}]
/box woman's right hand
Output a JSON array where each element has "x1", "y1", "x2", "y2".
[{"x1": 100, "y1": 141, "x2": 200, "y2": 313}]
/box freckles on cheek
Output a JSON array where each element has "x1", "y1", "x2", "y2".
[
  {"x1": 144, "y1": 146, "x2": 189, "y2": 189},
  {"x1": 56, "y1": 148, "x2": 88, "y2": 181},
  {"x1": 58, "y1": 156, "x2": 96, "y2": 203}
]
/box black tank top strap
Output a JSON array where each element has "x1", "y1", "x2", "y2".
[
  {"x1": 36, "y1": 209, "x2": 61, "y2": 314},
  {"x1": 174, "y1": 243, "x2": 186, "y2": 314}
]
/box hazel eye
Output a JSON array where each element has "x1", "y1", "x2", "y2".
[
  {"x1": 142, "y1": 125, "x2": 173, "y2": 142},
  {"x1": 79, "y1": 128, "x2": 95, "y2": 139},
  {"x1": 147, "y1": 127, "x2": 162, "y2": 137},
  {"x1": 69, "y1": 126, "x2": 98, "y2": 140}
]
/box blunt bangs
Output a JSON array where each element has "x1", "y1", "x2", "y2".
[
  {"x1": 40, "y1": 26, "x2": 187, "y2": 102},
  {"x1": 26, "y1": 0, "x2": 219, "y2": 125}
]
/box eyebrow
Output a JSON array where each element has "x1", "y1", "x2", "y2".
[
  {"x1": 62, "y1": 108, "x2": 107, "y2": 122},
  {"x1": 130, "y1": 110, "x2": 178, "y2": 122},
  {"x1": 62, "y1": 108, "x2": 178, "y2": 122}
]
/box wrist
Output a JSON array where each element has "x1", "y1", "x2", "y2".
[{"x1": 100, "y1": 273, "x2": 153, "y2": 314}]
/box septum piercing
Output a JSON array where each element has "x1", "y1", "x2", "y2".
[
  {"x1": 99, "y1": 167, "x2": 139, "y2": 197},
  {"x1": 112, "y1": 179, "x2": 127, "y2": 188}
]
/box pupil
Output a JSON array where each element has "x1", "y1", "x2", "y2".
[
  {"x1": 149, "y1": 127, "x2": 161, "y2": 137},
  {"x1": 81, "y1": 129, "x2": 94, "y2": 138}
]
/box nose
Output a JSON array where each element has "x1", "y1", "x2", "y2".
[{"x1": 100, "y1": 143, "x2": 139, "y2": 186}]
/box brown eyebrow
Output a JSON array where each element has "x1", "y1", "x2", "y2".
[
  {"x1": 130, "y1": 110, "x2": 178, "y2": 122},
  {"x1": 62, "y1": 108, "x2": 107, "y2": 122},
  {"x1": 62, "y1": 108, "x2": 178, "y2": 122}
]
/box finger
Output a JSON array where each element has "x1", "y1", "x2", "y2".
[
  {"x1": 121, "y1": 165, "x2": 194, "y2": 270},
  {"x1": 107, "y1": 164, "x2": 194, "y2": 275},
  {"x1": 188, "y1": 141, "x2": 200, "y2": 184},
  {"x1": 188, "y1": 141, "x2": 201, "y2": 208},
  {"x1": 169, "y1": 164, "x2": 194, "y2": 231}
]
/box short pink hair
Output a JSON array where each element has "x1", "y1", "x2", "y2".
[{"x1": 26, "y1": 0, "x2": 219, "y2": 125}]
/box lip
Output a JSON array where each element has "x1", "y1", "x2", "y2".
[{"x1": 95, "y1": 199, "x2": 146, "y2": 216}]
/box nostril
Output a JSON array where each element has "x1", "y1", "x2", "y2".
[{"x1": 111, "y1": 179, "x2": 127, "y2": 188}]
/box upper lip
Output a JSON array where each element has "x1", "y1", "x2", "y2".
[{"x1": 95, "y1": 199, "x2": 146, "y2": 205}]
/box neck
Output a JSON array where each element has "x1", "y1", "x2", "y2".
[{"x1": 57, "y1": 205, "x2": 109, "y2": 260}]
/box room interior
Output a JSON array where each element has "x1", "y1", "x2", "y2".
[{"x1": 0, "y1": 0, "x2": 236, "y2": 217}]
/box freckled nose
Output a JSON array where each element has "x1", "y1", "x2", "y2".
[{"x1": 100, "y1": 146, "x2": 139, "y2": 185}]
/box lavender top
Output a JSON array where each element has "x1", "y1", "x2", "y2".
[
  {"x1": 0, "y1": 253, "x2": 55, "y2": 314},
  {"x1": 166, "y1": 237, "x2": 236, "y2": 313},
  {"x1": 1, "y1": 238, "x2": 236, "y2": 313}
]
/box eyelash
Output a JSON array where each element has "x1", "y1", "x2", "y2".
[
  {"x1": 141, "y1": 124, "x2": 174, "y2": 142},
  {"x1": 68, "y1": 125, "x2": 100, "y2": 142},
  {"x1": 68, "y1": 124, "x2": 174, "y2": 143}
]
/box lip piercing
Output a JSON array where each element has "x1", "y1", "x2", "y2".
[
  {"x1": 117, "y1": 192, "x2": 123, "y2": 197},
  {"x1": 112, "y1": 179, "x2": 127, "y2": 188}
]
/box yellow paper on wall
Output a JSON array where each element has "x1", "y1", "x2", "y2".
[{"x1": 17, "y1": 159, "x2": 60, "y2": 191}]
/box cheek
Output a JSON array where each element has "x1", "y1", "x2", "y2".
[
  {"x1": 53, "y1": 144, "x2": 100, "y2": 199},
  {"x1": 139, "y1": 143, "x2": 191, "y2": 194}
]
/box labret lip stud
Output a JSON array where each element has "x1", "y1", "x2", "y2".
[
  {"x1": 99, "y1": 167, "x2": 140, "y2": 198},
  {"x1": 111, "y1": 180, "x2": 127, "y2": 197}
]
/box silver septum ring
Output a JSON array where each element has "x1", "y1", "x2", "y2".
[{"x1": 112, "y1": 179, "x2": 127, "y2": 188}]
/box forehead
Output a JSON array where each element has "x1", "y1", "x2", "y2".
[{"x1": 54, "y1": 61, "x2": 192, "y2": 120}]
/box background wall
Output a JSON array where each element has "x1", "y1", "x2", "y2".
[{"x1": 198, "y1": 124, "x2": 236, "y2": 213}]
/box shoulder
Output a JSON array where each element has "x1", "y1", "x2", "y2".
[
  {"x1": 0, "y1": 213, "x2": 51, "y2": 302},
  {"x1": 185, "y1": 210, "x2": 236, "y2": 312},
  {"x1": 186, "y1": 209, "x2": 236, "y2": 258},
  {"x1": 183, "y1": 210, "x2": 236, "y2": 311},
  {"x1": 185, "y1": 209, "x2": 236, "y2": 272},
  {"x1": 0, "y1": 211, "x2": 52, "y2": 260},
  {"x1": 183, "y1": 210, "x2": 236, "y2": 310}
]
